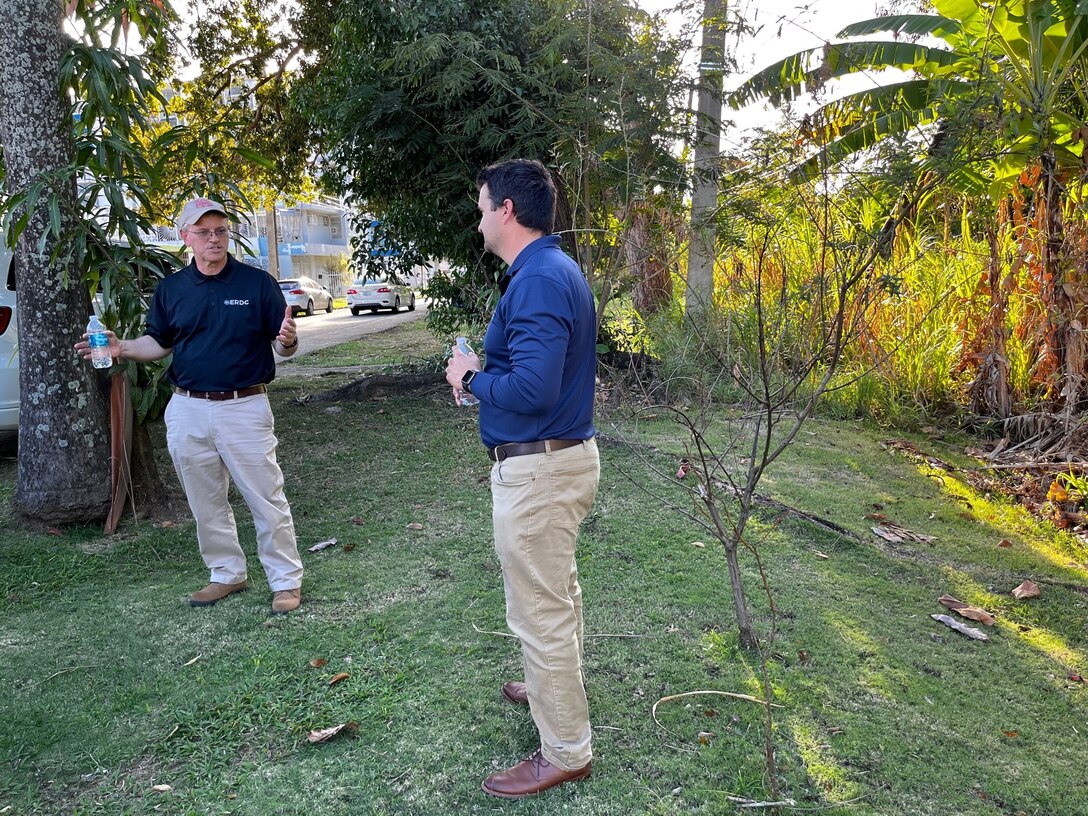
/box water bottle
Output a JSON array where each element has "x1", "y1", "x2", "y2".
[
  {"x1": 87, "y1": 314, "x2": 112, "y2": 370},
  {"x1": 455, "y1": 336, "x2": 480, "y2": 407}
]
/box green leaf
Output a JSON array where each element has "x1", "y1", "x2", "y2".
[
  {"x1": 837, "y1": 14, "x2": 962, "y2": 40},
  {"x1": 231, "y1": 146, "x2": 277, "y2": 171},
  {"x1": 728, "y1": 42, "x2": 963, "y2": 109}
]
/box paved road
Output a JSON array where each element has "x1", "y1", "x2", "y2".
[{"x1": 276, "y1": 301, "x2": 428, "y2": 360}]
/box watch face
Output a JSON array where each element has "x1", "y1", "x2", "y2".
[{"x1": 462, "y1": 370, "x2": 476, "y2": 390}]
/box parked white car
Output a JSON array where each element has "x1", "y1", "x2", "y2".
[
  {"x1": 279, "y1": 276, "x2": 334, "y2": 317},
  {"x1": 0, "y1": 236, "x2": 18, "y2": 431},
  {"x1": 346, "y1": 276, "x2": 416, "y2": 315}
]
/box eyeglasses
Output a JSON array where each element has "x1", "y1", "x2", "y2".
[{"x1": 188, "y1": 227, "x2": 230, "y2": 239}]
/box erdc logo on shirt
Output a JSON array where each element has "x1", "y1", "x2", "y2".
[{"x1": 224, "y1": 299, "x2": 250, "y2": 306}]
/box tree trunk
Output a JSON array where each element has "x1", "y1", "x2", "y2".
[
  {"x1": 705, "y1": 487, "x2": 757, "y2": 649},
  {"x1": 130, "y1": 421, "x2": 171, "y2": 516},
  {"x1": 629, "y1": 202, "x2": 674, "y2": 319},
  {"x1": 0, "y1": 0, "x2": 111, "y2": 522},
  {"x1": 685, "y1": 0, "x2": 726, "y2": 318},
  {"x1": 967, "y1": 224, "x2": 1012, "y2": 418}
]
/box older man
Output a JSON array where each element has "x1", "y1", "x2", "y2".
[
  {"x1": 76, "y1": 198, "x2": 305, "y2": 613},
  {"x1": 446, "y1": 160, "x2": 600, "y2": 798}
]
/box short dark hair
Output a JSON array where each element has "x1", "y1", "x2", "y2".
[{"x1": 476, "y1": 159, "x2": 556, "y2": 234}]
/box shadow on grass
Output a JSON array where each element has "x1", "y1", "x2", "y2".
[{"x1": 2, "y1": 396, "x2": 1087, "y2": 815}]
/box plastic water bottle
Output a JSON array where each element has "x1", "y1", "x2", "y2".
[
  {"x1": 455, "y1": 336, "x2": 480, "y2": 406},
  {"x1": 87, "y1": 314, "x2": 112, "y2": 369}
]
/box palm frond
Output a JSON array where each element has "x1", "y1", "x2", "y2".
[
  {"x1": 806, "y1": 79, "x2": 977, "y2": 143},
  {"x1": 727, "y1": 41, "x2": 963, "y2": 109},
  {"x1": 837, "y1": 15, "x2": 962, "y2": 41},
  {"x1": 790, "y1": 107, "x2": 942, "y2": 182}
]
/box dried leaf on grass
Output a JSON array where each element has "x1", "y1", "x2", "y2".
[
  {"x1": 182, "y1": 655, "x2": 201, "y2": 667},
  {"x1": 1047, "y1": 481, "x2": 1069, "y2": 502},
  {"x1": 872, "y1": 524, "x2": 936, "y2": 544},
  {"x1": 151, "y1": 784, "x2": 172, "y2": 792},
  {"x1": 1012, "y1": 580, "x2": 1041, "y2": 599},
  {"x1": 328, "y1": 672, "x2": 350, "y2": 686},
  {"x1": 309, "y1": 658, "x2": 328, "y2": 668},
  {"x1": 998, "y1": 539, "x2": 1013, "y2": 548},
  {"x1": 307, "y1": 722, "x2": 358, "y2": 744},
  {"x1": 307, "y1": 538, "x2": 338, "y2": 553},
  {"x1": 931, "y1": 614, "x2": 989, "y2": 641},
  {"x1": 406, "y1": 522, "x2": 424, "y2": 530},
  {"x1": 351, "y1": 516, "x2": 365, "y2": 526},
  {"x1": 937, "y1": 595, "x2": 996, "y2": 626},
  {"x1": 691, "y1": 541, "x2": 705, "y2": 548}
]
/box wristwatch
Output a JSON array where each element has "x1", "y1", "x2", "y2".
[{"x1": 461, "y1": 369, "x2": 478, "y2": 393}]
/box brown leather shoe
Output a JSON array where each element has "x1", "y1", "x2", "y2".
[
  {"x1": 271, "y1": 588, "x2": 301, "y2": 614},
  {"x1": 501, "y1": 681, "x2": 528, "y2": 705},
  {"x1": 189, "y1": 580, "x2": 248, "y2": 607},
  {"x1": 481, "y1": 749, "x2": 591, "y2": 799}
]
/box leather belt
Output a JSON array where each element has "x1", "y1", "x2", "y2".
[
  {"x1": 488, "y1": 438, "x2": 587, "y2": 462},
  {"x1": 174, "y1": 385, "x2": 267, "y2": 401}
]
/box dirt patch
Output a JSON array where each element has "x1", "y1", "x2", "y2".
[{"x1": 308, "y1": 373, "x2": 448, "y2": 403}]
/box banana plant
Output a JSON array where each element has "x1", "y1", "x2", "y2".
[
  {"x1": 733, "y1": 0, "x2": 1088, "y2": 418},
  {"x1": 728, "y1": 0, "x2": 1088, "y2": 194}
]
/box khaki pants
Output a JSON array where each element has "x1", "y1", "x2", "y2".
[
  {"x1": 491, "y1": 438, "x2": 600, "y2": 771},
  {"x1": 165, "y1": 393, "x2": 303, "y2": 591}
]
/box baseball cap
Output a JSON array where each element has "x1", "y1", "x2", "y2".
[{"x1": 177, "y1": 198, "x2": 229, "y2": 230}]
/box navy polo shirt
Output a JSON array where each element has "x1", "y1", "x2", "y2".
[
  {"x1": 470, "y1": 235, "x2": 597, "y2": 449},
  {"x1": 145, "y1": 254, "x2": 287, "y2": 391}
]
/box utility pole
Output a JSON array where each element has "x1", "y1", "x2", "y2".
[
  {"x1": 685, "y1": 0, "x2": 726, "y2": 318},
  {"x1": 266, "y1": 205, "x2": 280, "y2": 278}
]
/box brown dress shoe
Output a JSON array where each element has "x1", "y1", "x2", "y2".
[
  {"x1": 501, "y1": 681, "x2": 528, "y2": 705},
  {"x1": 481, "y1": 749, "x2": 591, "y2": 799},
  {"x1": 271, "y1": 588, "x2": 301, "y2": 614},
  {"x1": 189, "y1": 580, "x2": 248, "y2": 607}
]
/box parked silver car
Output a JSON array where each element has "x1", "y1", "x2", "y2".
[
  {"x1": 280, "y1": 276, "x2": 334, "y2": 316},
  {"x1": 346, "y1": 276, "x2": 416, "y2": 315}
]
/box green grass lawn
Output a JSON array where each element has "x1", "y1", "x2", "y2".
[
  {"x1": 288, "y1": 317, "x2": 445, "y2": 369},
  {"x1": 1, "y1": 323, "x2": 1087, "y2": 815}
]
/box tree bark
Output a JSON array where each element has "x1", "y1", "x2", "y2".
[
  {"x1": 685, "y1": 0, "x2": 726, "y2": 318},
  {"x1": 629, "y1": 202, "x2": 674, "y2": 319},
  {"x1": 967, "y1": 224, "x2": 1012, "y2": 418},
  {"x1": 0, "y1": 0, "x2": 111, "y2": 522}
]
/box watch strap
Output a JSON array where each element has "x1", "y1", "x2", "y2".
[{"x1": 461, "y1": 369, "x2": 477, "y2": 393}]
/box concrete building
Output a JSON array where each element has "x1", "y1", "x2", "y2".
[
  {"x1": 135, "y1": 197, "x2": 354, "y2": 296},
  {"x1": 252, "y1": 199, "x2": 353, "y2": 296}
]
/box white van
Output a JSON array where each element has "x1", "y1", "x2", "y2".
[{"x1": 0, "y1": 233, "x2": 17, "y2": 431}]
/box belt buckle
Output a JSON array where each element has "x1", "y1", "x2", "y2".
[{"x1": 492, "y1": 444, "x2": 508, "y2": 462}]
